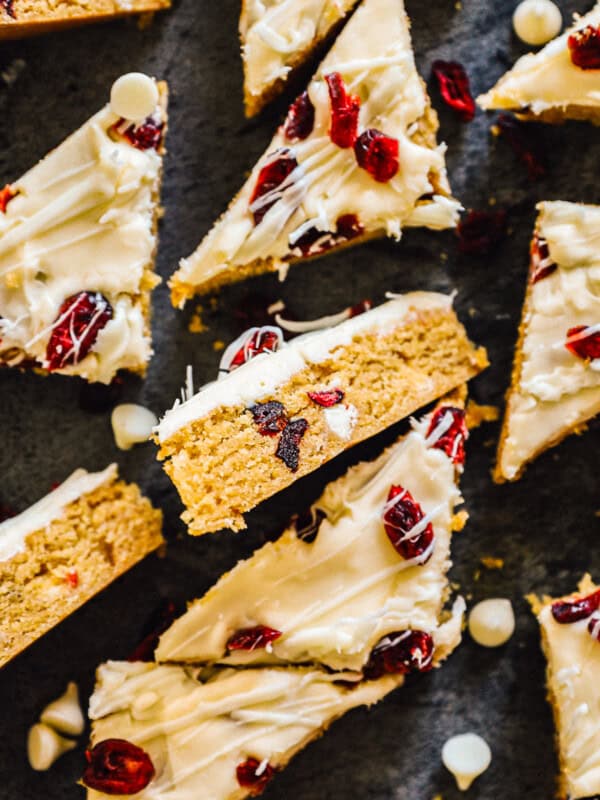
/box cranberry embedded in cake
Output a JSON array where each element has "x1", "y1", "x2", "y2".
[
  {"x1": 82, "y1": 739, "x2": 155, "y2": 795},
  {"x1": 307, "y1": 389, "x2": 345, "y2": 407},
  {"x1": 276, "y1": 418, "x2": 309, "y2": 472},
  {"x1": 236, "y1": 758, "x2": 276, "y2": 796},
  {"x1": 249, "y1": 401, "x2": 288, "y2": 436},
  {"x1": 364, "y1": 629, "x2": 434, "y2": 679},
  {"x1": 0, "y1": 184, "x2": 17, "y2": 213},
  {"x1": 426, "y1": 406, "x2": 468, "y2": 466},
  {"x1": 530, "y1": 233, "x2": 557, "y2": 283},
  {"x1": 283, "y1": 91, "x2": 315, "y2": 142},
  {"x1": 325, "y1": 72, "x2": 361, "y2": 148},
  {"x1": 226, "y1": 625, "x2": 282, "y2": 652},
  {"x1": 249, "y1": 150, "x2": 299, "y2": 225},
  {"x1": 565, "y1": 325, "x2": 600, "y2": 361},
  {"x1": 354, "y1": 129, "x2": 400, "y2": 182},
  {"x1": 568, "y1": 25, "x2": 600, "y2": 69},
  {"x1": 551, "y1": 588, "x2": 600, "y2": 623}
]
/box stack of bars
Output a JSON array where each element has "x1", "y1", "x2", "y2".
[{"x1": 84, "y1": 397, "x2": 473, "y2": 799}]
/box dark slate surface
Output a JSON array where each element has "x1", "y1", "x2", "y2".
[{"x1": 0, "y1": 0, "x2": 599, "y2": 797}]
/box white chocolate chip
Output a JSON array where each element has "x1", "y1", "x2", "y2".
[
  {"x1": 513, "y1": 0, "x2": 562, "y2": 46},
  {"x1": 27, "y1": 723, "x2": 76, "y2": 771},
  {"x1": 324, "y1": 404, "x2": 358, "y2": 441},
  {"x1": 468, "y1": 598, "x2": 515, "y2": 647},
  {"x1": 110, "y1": 73, "x2": 159, "y2": 121},
  {"x1": 442, "y1": 732, "x2": 492, "y2": 790},
  {"x1": 111, "y1": 404, "x2": 158, "y2": 450},
  {"x1": 40, "y1": 681, "x2": 84, "y2": 737}
]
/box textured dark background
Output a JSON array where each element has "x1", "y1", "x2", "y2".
[{"x1": 0, "y1": 0, "x2": 599, "y2": 797}]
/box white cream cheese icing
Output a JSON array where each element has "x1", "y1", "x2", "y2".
[
  {"x1": 478, "y1": 3, "x2": 600, "y2": 115},
  {"x1": 0, "y1": 87, "x2": 165, "y2": 384},
  {"x1": 538, "y1": 580, "x2": 600, "y2": 799},
  {"x1": 0, "y1": 464, "x2": 117, "y2": 563},
  {"x1": 87, "y1": 662, "x2": 402, "y2": 800},
  {"x1": 156, "y1": 405, "x2": 464, "y2": 672},
  {"x1": 172, "y1": 0, "x2": 460, "y2": 300},
  {"x1": 498, "y1": 201, "x2": 600, "y2": 480},
  {"x1": 240, "y1": 0, "x2": 357, "y2": 106},
  {"x1": 156, "y1": 292, "x2": 452, "y2": 442}
]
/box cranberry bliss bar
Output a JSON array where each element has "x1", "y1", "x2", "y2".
[
  {"x1": 0, "y1": 465, "x2": 163, "y2": 669},
  {"x1": 154, "y1": 293, "x2": 487, "y2": 534},
  {"x1": 0, "y1": 76, "x2": 167, "y2": 384}
]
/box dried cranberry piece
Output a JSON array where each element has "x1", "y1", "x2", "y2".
[
  {"x1": 551, "y1": 589, "x2": 600, "y2": 623},
  {"x1": 354, "y1": 129, "x2": 399, "y2": 182},
  {"x1": 128, "y1": 600, "x2": 180, "y2": 662},
  {"x1": 45, "y1": 291, "x2": 113, "y2": 370},
  {"x1": 588, "y1": 612, "x2": 600, "y2": 641},
  {"x1": 82, "y1": 739, "x2": 155, "y2": 795},
  {"x1": 227, "y1": 625, "x2": 282, "y2": 652},
  {"x1": 456, "y1": 209, "x2": 507, "y2": 255},
  {"x1": 249, "y1": 150, "x2": 298, "y2": 225},
  {"x1": 236, "y1": 758, "x2": 276, "y2": 796},
  {"x1": 293, "y1": 508, "x2": 326, "y2": 543},
  {"x1": 250, "y1": 401, "x2": 289, "y2": 436},
  {"x1": 113, "y1": 116, "x2": 164, "y2": 151},
  {"x1": 364, "y1": 630, "x2": 434, "y2": 680},
  {"x1": 284, "y1": 91, "x2": 315, "y2": 141},
  {"x1": 65, "y1": 570, "x2": 79, "y2": 588},
  {"x1": 565, "y1": 325, "x2": 600, "y2": 361},
  {"x1": 495, "y1": 114, "x2": 546, "y2": 180},
  {"x1": 276, "y1": 418, "x2": 308, "y2": 472},
  {"x1": 568, "y1": 25, "x2": 600, "y2": 69},
  {"x1": 383, "y1": 485, "x2": 434, "y2": 561},
  {"x1": 349, "y1": 299, "x2": 372, "y2": 317},
  {"x1": 530, "y1": 233, "x2": 557, "y2": 284},
  {"x1": 220, "y1": 327, "x2": 283, "y2": 375},
  {"x1": 292, "y1": 213, "x2": 363, "y2": 257},
  {"x1": 307, "y1": 388, "x2": 345, "y2": 407},
  {"x1": 1, "y1": 0, "x2": 15, "y2": 18},
  {"x1": 325, "y1": 72, "x2": 361, "y2": 148},
  {"x1": 0, "y1": 184, "x2": 17, "y2": 213},
  {"x1": 426, "y1": 406, "x2": 468, "y2": 466},
  {"x1": 431, "y1": 60, "x2": 476, "y2": 122}
]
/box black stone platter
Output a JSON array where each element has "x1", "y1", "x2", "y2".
[{"x1": 0, "y1": 1, "x2": 598, "y2": 798}]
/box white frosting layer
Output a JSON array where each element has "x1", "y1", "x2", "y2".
[
  {"x1": 87, "y1": 662, "x2": 402, "y2": 800},
  {"x1": 156, "y1": 292, "x2": 452, "y2": 442},
  {"x1": 0, "y1": 464, "x2": 117, "y2": 563},
  {"x1": 499, "y1": 201, "x2": 600, "y2": 480},
  {"x1": 173, "y1": 0, "x2": 459, "y2": 298},
  {"x1": 478, "y1": 3, "x2": 600, "y2": 115},
  {"x1": 0, "y1": 92, "x2": 165, "y2": 383},
  {"x1": 240, "y1": 0, "x2": 357, "y2": 105},
  {"x1": 538, "y1": 580, "x2": 600, "y2": 799},
  {"x1": 156, "y1": 407, "x2": 463, "y2": 672}
]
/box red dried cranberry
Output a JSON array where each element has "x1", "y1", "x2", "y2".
[
  {"x1": 0, "y1": 184, "x2": 17, "y2": 213},
  {"x1": 495, "y1": 114, "x2": 546, "y2": 180},
  {"x1": 530, "y1": 233, "x2": 557, "y2": 284},
  {"x1": 568, "y1": 25, "x2": 600, "y2": 69},
  {"x1": 45, "y1": 291, "x2": 113, "y2": 371},
  {"x1": 307, "y1": 388, "x2": 344, "y2": 407},
  {"x1": 82, "y1": 739, "x2": 155, "y2": 795},
  {"x1": 113, "y1": 116, "x2": 163, "y2": 151},
  {"x1": 292, "y1": 213, "x2": 363, "y2": 257},
  {"x1": 276, "y1": 418, "x2": 308, "y2": 472},
  {"x1": 431, "y1": 60, "x2": 476, "y2": 122},
  {"x1": 565, "y1": 325, "x2": 600, "y2": 360},
  {"x1": 383, "y1": 485, "x2": 434, "y2": 561},
  {"x1": 349, "y1": 299, "x2": 372, "y2": 317},
  {"x1": 1, "y1": 0, "x2": 15, "y2": 17},
  {"x1": 551, "y1": 589, "x2": 600, "y2": 623},
  {"x1": 236, "y1": 758, "x2": 276, "y2": 796},
  {"x1": 249, "y1": 150, "x2": 298, "y2": 225},
  {"x1": 354, "y1": 129, "x2": 399, "y2": 182},
  {"x1": 284, "y1": 91, "x2": 315, "y2": 141},
  {"x1": 325, "y1": 72, "x2": 360, "y2": 148},
  {"x1": 250, "y1": 401, "x2": 289, "y2": 436},
  {"x1": 128, "y1": 600, "x2": 180, "y2": 662},
  {"x1": 220, "y1": 327, "x2": 283, "y2": 375},
  {"x1": 293, "y1": 507, "x2": 326, "y2": 543},
  {"x1": 456, "y1": 209, "x2": 507, "y2": 255},
  {"x1": 364, "y1": 630, "x2": 434, "y2": 679},
  {"x1": 588, "y1": 612, "x2": 600, "y2": 641},
  {"x1": 227, "y1": 625, "x2": 282, "y2": 652},
  {"x1": 426, "y1": 406, "x2": 468, "y2": 466},
  {"x1": 65, "y1": 570, "x2": 79, "y2": 589}
]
